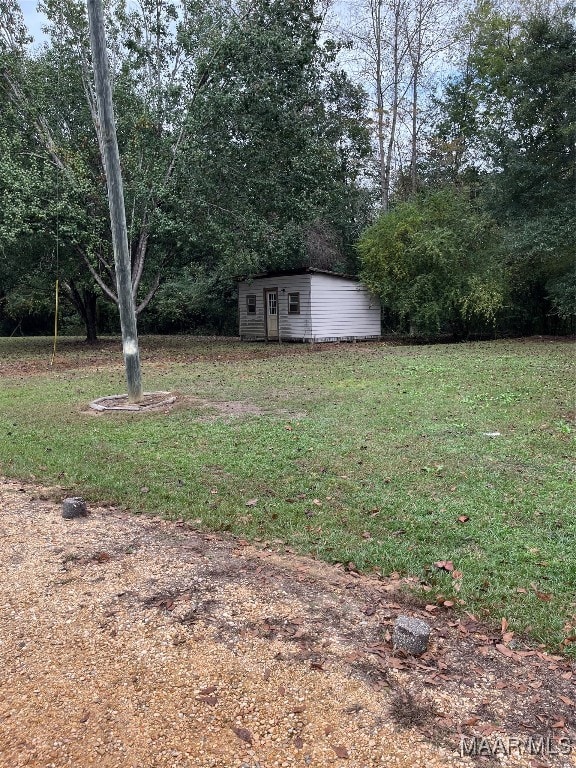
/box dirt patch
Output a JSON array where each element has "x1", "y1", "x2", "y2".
[
  {"x1": 0, "y1": 478, "x2": 574, "y2": 768},
  {"x1": 81, "y1": 393, "x2": 305, "y2": 421},
  {"x1": 0, "y1": 337, "x2": 364, "y2": 378}
]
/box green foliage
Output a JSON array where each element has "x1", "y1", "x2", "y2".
[
  {"x1": 172, "y1": 0, "x2": 372, "y2": 279},
  {"x1": 547, "y1": 270, "x2": 576, "y2": 322},
  {"x1": 428, "y1": 5, "x2": 576, "y2": 333},
  {"x1": 358, "y1": 189, "x2": 504, "y2": 335},
  {"x1": 145, "y1": 266, "x2": 237, "y2": 334},
  {"x1": 1, "y1": 0, "x2": 372, "y2": 337}
]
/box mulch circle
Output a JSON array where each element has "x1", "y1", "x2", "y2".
[{"x1": 89, "y1": 392, "x2": 176, "y2": 412}]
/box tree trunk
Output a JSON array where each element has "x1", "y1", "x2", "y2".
[
  {"x1": 373, "y1": 0, "x2": 387, "y2": 210},
  {"x1": 83, "y1": 288, "x2": 99, "y2": 344},
  {"x1": 62, "y1": 280, "x2": 99, "y2": 344},
  {"x1": 383, "y1": 0, "x2": 403, "y2": 211},
  {"x1": 410, "y1": 68, "x2": 418, "y2": 194}
]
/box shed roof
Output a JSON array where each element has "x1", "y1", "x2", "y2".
[{"x1": 237, "y1": 267, "x2": 359, "y2": 282}]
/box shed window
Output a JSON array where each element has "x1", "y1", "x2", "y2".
[
  {"x1": 288, "y1": 292, "x2": 300, "y2": 315},
  {"x1": 246, "y1": 295, "x2": 257, "y2": 314}
]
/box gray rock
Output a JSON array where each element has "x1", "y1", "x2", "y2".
[
  {"x1": 62, "y1": 497, "x2": 88, "y2": 519},
  {"x1": 392, "y1": 615, "x2": 431, "y2": 655}
]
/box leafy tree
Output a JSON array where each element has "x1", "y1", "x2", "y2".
[
  {"x1": 358, "y1": 188, "x2": 504, "y2": 336},
  {"x1": 2, "y1": 0, "x2": 372, "y2": 337},
  {"x1": 429, "y1": 3, "x2": 576, "y2": 331}
]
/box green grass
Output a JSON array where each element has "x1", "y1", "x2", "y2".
[{"x1": 0, "y1": 335, "x2": 574, "y2": 652}]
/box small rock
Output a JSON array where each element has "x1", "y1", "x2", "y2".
[
  {"x1": 392, "y1": 615, "x2": 431, "y2": 656},
  {"x1": 62, "y1": 497, "x2": 88, "y2": 519}
]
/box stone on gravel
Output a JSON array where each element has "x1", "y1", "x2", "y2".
[
  {"x1": 62, "y1": 497, "x2": 88, "y2": 519},
  {"x1": 392, "y1": 615, "x2": 431, "y2": 655}
]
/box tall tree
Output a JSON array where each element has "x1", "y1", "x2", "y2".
[
  {"x1": 344, "y1": 0, "x2": 458, "y2": 209},
  {"x1": 358, "y1": 187, "x2": 505, "y2": 336},
  {"x1": 432, "y1": 2, "x2": 576, "y2": 330}
]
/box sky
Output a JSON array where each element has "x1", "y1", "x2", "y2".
[{"x1": 19, "y1": 1, "x2": 48, "y2": 45}]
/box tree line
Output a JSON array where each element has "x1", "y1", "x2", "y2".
[{"x1": 0, "y1": 0, "x2": 574, "y2": 341}]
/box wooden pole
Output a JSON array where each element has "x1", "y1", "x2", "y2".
[{"x1": 86, "y1": 0, "x2": 142, "y2": 402}]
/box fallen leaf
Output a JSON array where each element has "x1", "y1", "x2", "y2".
[
  {"x1": 332, "y1": 745, "x2": 349, "y2": 759},
  {"x1": 502, "y1": 632, "x2": 515, "y2": 643},
  {"x1": 452, "y1": 570, "x2": 463, "y2": 579},
  {"x1": 231, "y1": 727, "x2": 253, "y2": 744},
  {"x1": 294, "y1": 736, "x2": 304, "y2": 749},
  {"x1": 495, "y1": 681, "x2": 507, "y2": 690},
  {"x1": 245, "y1": 498, "x2": 258, "y2": 507},
  {"x1": 434, "y1": 560, "x2": 454, "y2": 572},
  {"x1": 536, "y1": 591, "x2": 552, "y2": 601},
  {"x1": 442, "y1": 600, "x2": 455, "y2": 608},
  {"x1": 140, "y1": 486, "x2": 149, "y2": 493},
  {"x1": 457, "y1": 515, "x2": 469, "y2": 523},
  {"x1": 313, "y1": 498, "x2": 322, "y2": 506},
  {"x1": 516, "y1": 587, "x2": 528, "y2": 593},
  {"x1": 463, "y1": 716, "x2": 479, "y2": 726},
  {"x1": 561, "y1": 671, "x2": 573, "y2": 680},
  {"x1": 93, "y1": 551, "x2": 111, "y2": 563},
  {"x1": 559, "y1": 695, "x2": 575, "y2": 706},
  {"x1": 551, "y1": 719, "x2": 565, "y2": 729},
  {"x1": 425, "y1": 604, "x2": 438, "y2": 613},
  {"x1": 501, "y1": 618, "x2": 509, "y2": 633},
  {"x1": 495, "y1": 644, "x2": 515, "y2": 658},
  {"x1": 199, "y1": 685, "x2": 217, "y2": 696}
]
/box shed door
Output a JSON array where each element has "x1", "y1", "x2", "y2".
[{"x1": 265, "y1": 289, "x2": 279, "y2": 340}]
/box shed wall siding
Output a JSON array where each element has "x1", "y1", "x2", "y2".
[
  {"x1": 238, "y1": 275, "x2": 312, "y2": 339},
  {"x1": 309, "y1": 275, "x2": 381, "y2": 339}
]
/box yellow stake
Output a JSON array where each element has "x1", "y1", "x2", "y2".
[{"x1": 50, "y1": 279, "x2": 59, "y2": 366}]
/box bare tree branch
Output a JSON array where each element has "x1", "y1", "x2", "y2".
[{"x1": 135, "y1": 272, "x2": 161, "y2": 314}]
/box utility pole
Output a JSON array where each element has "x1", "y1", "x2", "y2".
[{"x1": 86, "y1": 0, "x2": 142, "y2": 402}]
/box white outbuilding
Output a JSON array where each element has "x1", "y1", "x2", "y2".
[{"x1": 238, "y1": 268, "x2": 381, "y2": 342}]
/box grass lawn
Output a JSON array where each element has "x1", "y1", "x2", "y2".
[{"x1": 0, "y1": 335, "x2": 574, "y2": 652}]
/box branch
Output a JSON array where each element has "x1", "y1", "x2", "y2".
[
  {"x1": 131, "y1": 226, "x2": 149, "y2": 292},
  {"x1": 135, "y1": 272, "x2": 160, "y2": 314},
  {"x1": 78, "y1": 248, "x2": 119, "y2": 304}
]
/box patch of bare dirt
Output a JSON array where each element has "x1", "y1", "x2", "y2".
[
  {"x1": 83, "y1": 393, "x2": 305, "y2": 421},
  {"x1": 0, "y1": 478, "x2": 574, "y2": 768},
  {"x1": 0, "y1": 337, "x2": 365, "y2": 378}
]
